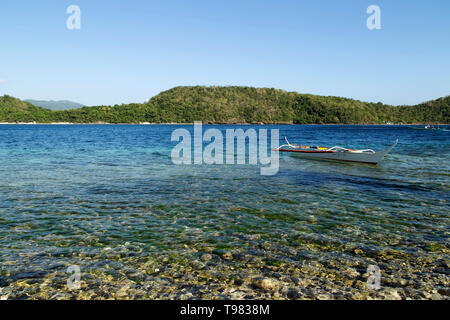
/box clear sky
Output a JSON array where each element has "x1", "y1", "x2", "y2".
[{"x1": 0, "y1": 0, "x2": 449, "y2": 106}]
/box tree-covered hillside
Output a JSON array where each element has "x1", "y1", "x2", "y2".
[
  {"x1": 0, "y1": 87, "x2": 448, "y2": 124},
  {"x1": 0, "y1": 95, "x2": 54, "y2": 122}
]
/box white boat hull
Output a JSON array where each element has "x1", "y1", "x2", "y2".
[{"x1": 278, "y1": 140, "x2": 398, "y2": 165}]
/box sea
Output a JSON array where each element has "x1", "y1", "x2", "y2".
[{"x1": 0, "y1": 124, "x2": 448, "y2": 299}]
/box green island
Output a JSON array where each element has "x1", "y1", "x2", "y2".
[{"x1": 1, "y1": 86, "x2": 449, "y2": 124}]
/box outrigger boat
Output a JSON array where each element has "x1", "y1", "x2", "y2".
[{"x1": 275, "y1": 138, "x2": 398, "y2": 165}]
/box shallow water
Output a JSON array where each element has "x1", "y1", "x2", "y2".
[{"x1": 0, "y1": 124, "x2": 448, "y2": 300}]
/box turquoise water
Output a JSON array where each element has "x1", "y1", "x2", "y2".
[{"x1": 0, "y1": 124, "x2": 448, "y2": 299}]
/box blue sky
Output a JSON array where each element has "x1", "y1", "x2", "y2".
[{"x1": 0, "y1": 0, "x2": 449, "y2": 106}]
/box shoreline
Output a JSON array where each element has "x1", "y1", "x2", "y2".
[{"x1": 0, "y1": 122, "x2": 448, "y2": 126}]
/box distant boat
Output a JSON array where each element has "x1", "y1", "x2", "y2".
[
  {"x1": 407, "y1": 125, "x2": 449, "y2": 131},
  {"x1": 275, "y1": 138, "x2": 398, "y2": 165}
]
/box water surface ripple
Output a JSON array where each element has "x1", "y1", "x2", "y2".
[{"x1": 0, "y1": 125, "x2": 448, "y2": 299}]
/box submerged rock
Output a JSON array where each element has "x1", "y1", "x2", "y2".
[
  {"x1": 223, "y1": 252, "x2": 233, "y2": 260},
  {"x1": 200, "y1": 254, "x2": 213, "y2": 262},
  {"x1": 438, "y1": 288, "x2": 450, "y2": 296},
  {"x1": 252, "y1": 278, "x2": 280, "y2": 292},
  {"x1": 286, "y1": 288, "x2": 301, "y2": 299}
]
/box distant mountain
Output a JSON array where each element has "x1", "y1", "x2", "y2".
[
  {"x1": 1, "y1": 87, "x2": 449, "y2": 124},
  {"x1": 24, "y1": 99, "x2": 84, "y2": 110}
]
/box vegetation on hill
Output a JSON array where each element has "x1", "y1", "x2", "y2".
[
  {"x1": 0, "y1": 95, "x2": 54, "y2": 122},
  {"x1": 1, "y1": 87, "x2": 449, "y2": 124}
]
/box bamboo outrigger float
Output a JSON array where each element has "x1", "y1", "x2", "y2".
[{"x1": 275, "y1": 138, "x2": 398, "y2": 165}]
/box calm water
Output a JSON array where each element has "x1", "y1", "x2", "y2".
[{"x1": 0, "y1": 124, "x2": 448, "y2": 299}]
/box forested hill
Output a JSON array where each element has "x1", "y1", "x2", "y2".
[
  {"x1": 0, "y1": 95, "x2": 53, "y2": 122},
  {"x1": 1, "y1": 87, "x2": 449, "y2": 124}
]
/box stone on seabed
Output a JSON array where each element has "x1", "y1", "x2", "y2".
[{"x1": 252, "y1": 278, "x2": 280, "y2": 292}]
